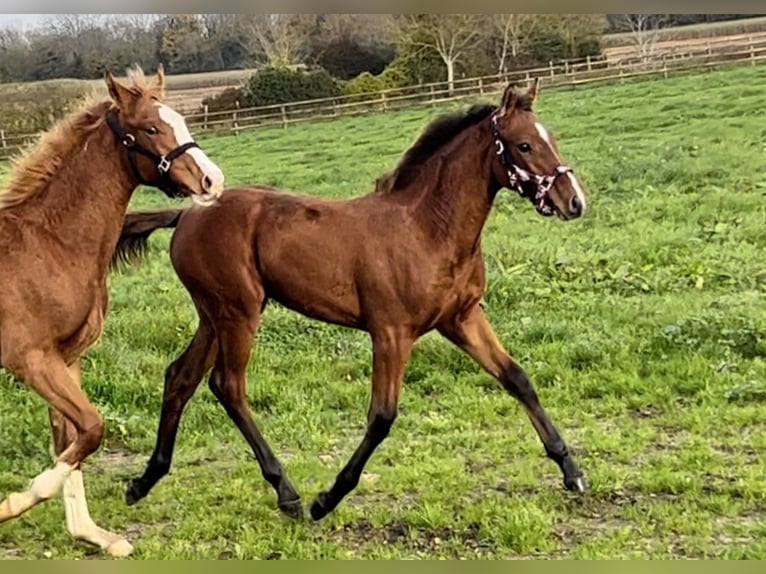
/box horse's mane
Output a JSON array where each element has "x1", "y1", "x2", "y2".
[
  {"x1": 0, "y1": 66, "x2": 162, "y2": 211},
  {"x1": 375, "y1": 104, "x2": 495, "y2": 194},
  {"x1": 375, "y1": 86, "x2": 535, "y2": 194}
]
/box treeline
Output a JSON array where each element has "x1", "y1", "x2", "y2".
[{"x1": 1, "y1": 14, "x2": 760, "y2": 86}]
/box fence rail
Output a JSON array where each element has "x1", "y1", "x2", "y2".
[{"x1": 2, "y1": 38, "x2": 766, "y2": 160}]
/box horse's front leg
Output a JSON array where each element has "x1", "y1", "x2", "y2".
[
  {"x1": 439, "y1": 304, "x2": 587, "y2": 493},
  {"x1": 310, "y1": 327, "x2": 414, "y2": 520}
]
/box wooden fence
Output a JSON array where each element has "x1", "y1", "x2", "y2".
[{"x1": 2, "y1": 36, "x2": 766, "y2": 160}]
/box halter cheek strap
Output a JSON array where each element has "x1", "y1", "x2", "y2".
[
  {"x1": 106, "y1": 110, "x2": 200, "y2": 186},
  {"x1": 490, "y1": 114, "x2": 573, "y2": 216}
]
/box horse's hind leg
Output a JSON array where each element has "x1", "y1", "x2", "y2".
[
  {"x1": 126, "y1": 314, "x2": 218, "y2": 505},
  {"x1": 0, "y1": 349, "x2": 131, "y2": 556},
  {"x1": 439, "y1": 304, "x2": 587, "y2": 493},
  {"x1": 208, "y1": 317, "x2": 302, "y2": 518},
  {"x1": 48, "y1": 361, "x2": 134, "y2": 556}
]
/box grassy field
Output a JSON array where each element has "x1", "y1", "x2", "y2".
[{"x1": 1, "y1": 64, "x2": 766, "y2": 560}]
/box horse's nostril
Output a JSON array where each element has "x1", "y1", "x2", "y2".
[{"x1": 202, "y1": 175, "x2": 213, "y2": 191}]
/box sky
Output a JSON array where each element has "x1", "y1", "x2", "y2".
[{"x1": 0, "y1": 14, "x2": 51, "y2": 29}]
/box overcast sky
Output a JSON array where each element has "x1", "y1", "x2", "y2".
[{"x1": 0, "y1": 14, "x2": 51, "y2": 29}]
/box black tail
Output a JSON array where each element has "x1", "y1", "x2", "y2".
[{"x1": 111, "y1": 208, "x2": 186, "y2": 269}]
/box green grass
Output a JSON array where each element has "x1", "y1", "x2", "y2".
[{"x1": 2, "y1": 64, "x2": 766, "y2": 560}]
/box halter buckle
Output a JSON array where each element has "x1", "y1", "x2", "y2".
[
  {"x1": 121, "y1": 134, "x2": 135, "y2": 148},
  {"x1": 158, "y1": 157, "x2": 171, "y2": 174}
]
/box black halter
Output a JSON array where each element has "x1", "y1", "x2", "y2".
[
  {"x1": 490, "y1": 114, "x2": 573, "y2": 217},
  {"x1": 106, "y1": 110, "x2": 200, "y2": 188}
]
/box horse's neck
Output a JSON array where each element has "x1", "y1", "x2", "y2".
[
  {"x1": 25, "y1": 125, "x2": 135, "y2": 273},
  {"x1": 413, "y1": 127, "x2": 498, "y2": 259}
]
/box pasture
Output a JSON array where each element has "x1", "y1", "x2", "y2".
[{"x1": 1, "y1": 64, "x2": 766, "y2": 559}]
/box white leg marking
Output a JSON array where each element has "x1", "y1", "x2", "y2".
[
  {"x1": 157, "y1": 104, "x2": 225, "y2": 200},
  {"x1": 0, "y1": 462, "x2": 73, "y2": 522},
  {"x1": 63, "y1": 470, "x2": 134, "y2": 557}
]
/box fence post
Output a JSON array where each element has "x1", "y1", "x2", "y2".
[
  {"x1": 280, "y1": 105, "x2": 287, "y2": 128},
  {"x1": 619, "y1": 63, "x2": 624, "y2": 84},
  {"x1": 478, "y1": 77, "x2": 484, "y2": 95},
  {"x1": 586, "y1": 55, "x2": 592, "y2": 71},
  {"x1": 549, "y1": 60, "x2": 554, "y2": 78},
  {"x1": 564, "y1": 60, "x2": 569, "y2": 75},
  {"x1": 751, "y1": 41, "x2": 756, "y2": 66},
  {"x1": 0, "y1": 129, "x2": 6, "y2": 150},
  {"x1": 380, "y1": 91, "x2": 387, "y2": 111},
  {"x1": 333, "y1": 98, "x2": 339, "y2": 116},
  {"x1": 203, "y1": 104, "x2": 208, "y2": 131},
  {"x1": 663, "y1": 59, "x2": 668, "y2": 79},
  {"x1": 233, "y1": 100, "x2": 239, "y2": 135},
  {"x1": 430, "y1": 85, "x2": 436, "y2": 107}
]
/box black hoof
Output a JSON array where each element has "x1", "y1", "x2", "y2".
[
  {"x1": 565, "y1": 475, "x2": 588, "y2": 493},
  {"x1": 278, "y1": 498, "x2": 304, "y2": 520},
  {"x1": 309, "y1": 492, "x2": 331, "y2": 521},
  {"x1": 125, "y1": 479, "x2": 146, "y2": 506}
]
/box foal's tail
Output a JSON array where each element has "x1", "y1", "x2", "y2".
[{"x1": 111, "y1": 208, "x2": 187, "y2": 268}]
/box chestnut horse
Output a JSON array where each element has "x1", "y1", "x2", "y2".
[
  {"x1": 0, "y1": 66, "x2": 224, "y2": 557},
  {"x1": 118, "y1": 79, "x2": 588, "y2": 523}
]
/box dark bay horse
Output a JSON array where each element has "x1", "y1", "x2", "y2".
[
  {"x1": 118, "y1": 79, "x2": 588, "y2": 523},
  {"x1": 0, "y1": 66, "x2": 224, "y2": 556}
]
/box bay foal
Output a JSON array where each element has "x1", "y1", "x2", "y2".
[{"x1": 120, "y1": 79, "x2": 588, "y2": 522}]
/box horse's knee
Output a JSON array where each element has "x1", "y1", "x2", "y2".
[
  {"x1": 501, "y1": 363, "x2": 539, "y2": 403},
  {"x1": 368, "y1": 408, "x2": 397, "y2": 442}
]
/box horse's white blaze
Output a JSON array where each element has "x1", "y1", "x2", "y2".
[
  {"x1": 63, "y1": 470, "x2": 134, "y2": 556},
  {"x1": 536, "y1": 121, "x2": 586, "y2": 213},
  {"x1": 157, "y1": 104, "x2": 225, "y2": 202}
]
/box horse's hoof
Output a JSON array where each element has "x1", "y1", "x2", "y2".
[
  {"x1": 565, "y1": 475, "x2": 588, "y2": 493},
  {"x1": 124, "y1": 480, "x2": 144, "y2": 507},
  {"x1": 279, "y1": 498, "x2": 304, "y2": 520},
  {"x1": 309, "y1": 493, "x2": 330, "y2": 521},
  {"x1": 106, "y1": 537, "x2": 134, "y2": 558}
]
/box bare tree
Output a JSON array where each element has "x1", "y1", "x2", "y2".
[
  {"x1": 402, "y1": 14, "x2": 487, "y2": 94},
  {"x1": 612, "y1": 14, "x2": 668, "y2": 60},
  {"x1": 493, "y1": 14, "x2": 540, "y2": 75},
  {"x1": 246, "y1": 14, "x2": 314, "y2": 68}
]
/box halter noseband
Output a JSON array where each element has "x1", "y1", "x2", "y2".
[
  {"x1": 490, "y1": 114, "x2": 573, "y2": 216},
  {"x1": 106, "y1": 110, "x2": 200, "y2": 189}
]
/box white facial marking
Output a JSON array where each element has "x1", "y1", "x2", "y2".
[
  {"x1": 567, "y1": 172, "x2": 587, "y2": 213},
  {"x1": 536, "y1": 121, "x2": 586, "y2": 214},
  {"x1": 157, "y1": 104, "x2": 225, "y2": 203}
]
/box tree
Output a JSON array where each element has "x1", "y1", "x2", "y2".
[
  {"x1": 492, "y1": 14, "x2": 540, "y2": 74},
  {"x1": 553, "y1": 14, "x2": 607, "y2": 59},
  {"x1": 159, "y1": 14, "x2": 208, "y2": 74},
  {"x1": 246, "y1": 14, "x2": 314, "y2": 68},
  {"x1": 611, "y1": 14, "x2": 669, "y2": 60},
  {"x1": 311, "y1": 14, "x2": 396, "y2": 79},
  {"x1": 400, "y1": 14, "x2": 487, "y2": 94}
]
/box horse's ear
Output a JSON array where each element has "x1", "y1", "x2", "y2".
[
  {"x1": 497, "y1": 83, "x2": 518, "y2": 117},
  {"x1": 527, "y1": 77, "x2": 540, "y2": 106},
  {"x1": 105, "y1": 71, "x2": 132, "y2": 107},
  {"x1": 154, "y1": 64, "x2": 166, "y2": 98}
]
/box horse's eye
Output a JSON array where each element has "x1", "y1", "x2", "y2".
[
  {"x1": 145, "y1": 126, "x2": 159, "y2": 136},
  {"x1": 517, "y1": 143, "x2": 531, "y2": 153}
]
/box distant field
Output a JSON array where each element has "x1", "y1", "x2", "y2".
[
  {"x1": 1, "y1": 64, "x2": 766, "y2": 559},
  {"x1": 603, "y1": 16, "x2": 766, "y2": 47}
]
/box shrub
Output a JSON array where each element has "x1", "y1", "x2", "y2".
[
  {"x1": 0, "y1": 79, "x2": 98, "y2": 133},
  {"x1": 242, "y1": 67, "x2": 341, "y2": 107},
  {"x1": 200, "y1": 86, "x2": 244, "y2": 113}
]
